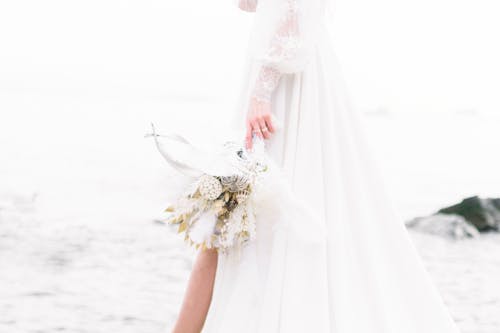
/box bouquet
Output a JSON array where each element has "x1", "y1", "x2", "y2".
[{"x1": 146, "y1": 125, "x2": 268, "y2": 252}]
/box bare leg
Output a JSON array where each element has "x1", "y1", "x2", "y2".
[{"x1": 172, "y1": 249, "x2": 218, "y2": 333}]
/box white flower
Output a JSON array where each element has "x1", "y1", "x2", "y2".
[
  {"x1": 198, "y1": 175, "x2": 223, "y2": 201},
  {"x1": 189, "y1": 212, "x2": 217, "y2": 245}
]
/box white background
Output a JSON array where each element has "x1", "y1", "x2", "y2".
[{"x1": 2, "y1": 0, "x2": 500, "y2": 113}]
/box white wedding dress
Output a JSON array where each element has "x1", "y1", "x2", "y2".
[{"x1": 203, "y1": 0, "x2": 460, "y2": 332}]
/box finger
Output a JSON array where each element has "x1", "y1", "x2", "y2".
[
  {"x1": 251, "y1": 120, "x2": 263, "y2": 139},
  {"x1": 264, "y1": 114, "x2": 275, "y2": 133},
  {"x1": 245, "y1": 122, "x2": 253, "y2": 150},
  {"x1": 246, "y1": 136, "x2": 253, "y2": 150},
  {"x1": 258, "y1": 118, "x2": 271, "y2": 139}
]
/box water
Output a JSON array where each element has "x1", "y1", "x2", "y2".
[
  {"x1": 2, "y1": 195, "x2": 500, "y2": 333},
  {"x1": 413, "y1": 232, "x2": 500, "y2": 333},
  {"x1": 0, "y1": 202, "x2": 191, "y2": 333}
]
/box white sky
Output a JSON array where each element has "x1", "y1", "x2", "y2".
[{"x1": 0, "y1": 0, "x2": 499, "y2": 114}]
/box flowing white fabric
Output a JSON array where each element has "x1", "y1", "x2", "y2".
[{"x1": 203, "y1": 1, "x2": 460, "y2": 332}]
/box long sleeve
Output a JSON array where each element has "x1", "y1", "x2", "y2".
[{"x1": 249, "y1": 0, "x2": 324, "y2": 102}]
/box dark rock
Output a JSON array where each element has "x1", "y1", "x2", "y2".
[
  {"x1": 406, "y1": 214, "x2": 480, "y2": 239},
  {"x1": 438, "y1": 196, "x2": 500, "y2": 231}
]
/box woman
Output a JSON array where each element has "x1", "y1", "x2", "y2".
[{"x1": 172, "y1": 0, "x2": 460, "y2": 332}]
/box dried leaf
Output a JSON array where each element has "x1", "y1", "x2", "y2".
[
  {"x1": 216, "y1": 221, "x2": 225, "y2": 230},
  {"x1": 167, "y1": 216, "x2": 180, "y2": 225},
  {"x1": 178, "y1": 221, "x2": 188, "y2": 233}
]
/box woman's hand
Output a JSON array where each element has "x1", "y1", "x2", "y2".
[{"x1": 245, "y1": 96, "x2": 275, "y2": 150}]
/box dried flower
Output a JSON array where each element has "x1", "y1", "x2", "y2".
[
  {"x1": 160, "y1": 138, "x2": 268, "y2": 253},
  {"x1": 198, "y1": 175, "x2": 223, "y2": 200}
]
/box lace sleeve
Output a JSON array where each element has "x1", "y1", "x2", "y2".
[
  {"x1": 260, "y1": 0, "x2": 301, "y2": 72},
  {"x1": 249, "y1": 0, "x2": 322, "y2": 102},
  {"x1": 250, "y1": 66, "x2": 281, "y2": 102}
]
